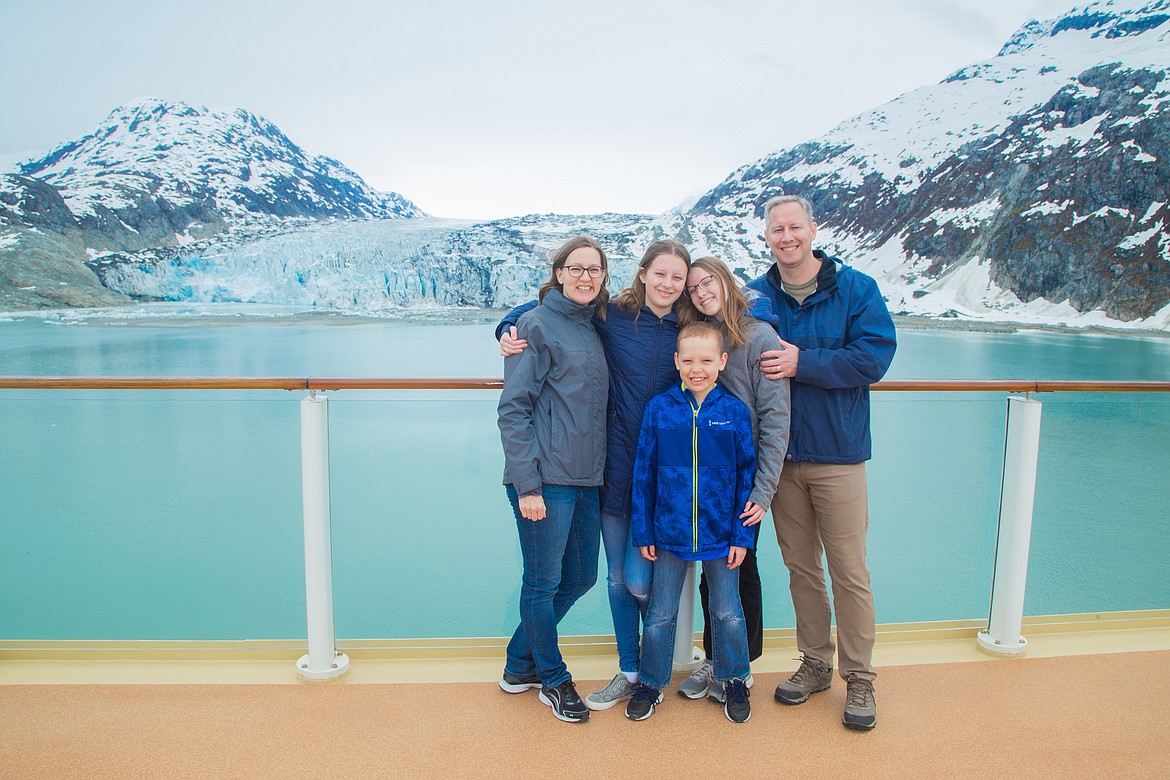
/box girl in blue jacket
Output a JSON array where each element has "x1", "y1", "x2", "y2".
[{"x1": 498, "y1": 240, "x2": 696, "y2": 711}]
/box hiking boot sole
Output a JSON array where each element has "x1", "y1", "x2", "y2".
[
  {"x1": 843, "y1": 714, "x2": 877, "y2": 731},
  {"x1": 774, "y1": 681, "x2": 831, "y2": 705}
]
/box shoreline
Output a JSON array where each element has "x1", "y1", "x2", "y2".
[{"x1": 1, "y1": 303, "x2": 1168, "y2": 339}]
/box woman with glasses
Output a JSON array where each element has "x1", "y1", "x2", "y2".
[
  {"x1": 497, "y1": 235, "x2": 611, "y2": 723},
  {"x1": 673, "y1": 256, "x2": 791, "y2": 703},
  {"x1": 497, "y1": 239, "x2": 697, "y2": 712}
]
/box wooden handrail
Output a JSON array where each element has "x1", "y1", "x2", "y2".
[{"x1": 0, "y1": 377, "x2": 1168, "y2": 392}]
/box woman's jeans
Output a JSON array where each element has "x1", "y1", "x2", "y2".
[
  {"x1": 600, "y1": 511, "x2": 652, "y2": 673},
  {"x1": 639, "y1": 550, "x2": 749, "y2": 692},
  {"x1": 504, "y1": 485, "x2": 601, "y2": 688}
]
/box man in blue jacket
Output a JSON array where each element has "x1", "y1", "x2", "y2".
[{"x1": 746, "y1": 194, "x2": 897, "y2": 732}]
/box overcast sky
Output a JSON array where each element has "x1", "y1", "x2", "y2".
[{"x1": 1, "y1": 0, "x2": 1077, "y2": 219}]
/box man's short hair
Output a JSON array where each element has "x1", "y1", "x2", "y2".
[{"x1": 763, "y1": 194, "x2": 815, "y2": 224}]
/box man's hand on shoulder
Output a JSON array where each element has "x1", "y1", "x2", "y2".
[{"x1": 761, "y1": 337, "x2": 798, "y2": 380}]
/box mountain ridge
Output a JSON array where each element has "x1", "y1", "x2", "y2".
[{"x1": 2, "y1": 0, "x2": 1168, "y2": 329}]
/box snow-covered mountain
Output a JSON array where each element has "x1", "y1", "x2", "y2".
[
  {"x1": 1, "y1": 98, "x2": 424, "y2": 308},
  {"x1": 3, "y1": 0, "x2": 1169, "y2": 328},
  {"x1": 666, "y1": 0, "x2": 1170, "y2": 328},
  {"x1": 19, "y1": 98, "x2": 423, "y2": 245}
]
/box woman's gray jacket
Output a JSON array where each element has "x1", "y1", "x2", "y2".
[
  {"x1": 498, "y1": 288, "x2": 609, "y2": 494},
  {"x1": 717, "y1": 318, "x2": 792, "y2": 508}
]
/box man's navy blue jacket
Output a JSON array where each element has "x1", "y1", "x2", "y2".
[{"x1": 746, "y1": 251, "x2": 896, "y2": 464}]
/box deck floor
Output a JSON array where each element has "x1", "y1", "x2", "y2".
[{"x1": 3, "y1": 642, "x2": 1169, "y2": 778}]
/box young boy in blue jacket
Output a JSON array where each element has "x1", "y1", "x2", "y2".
[{"x1": 625, "y1": 321, "x2": 757, "y2": 723}]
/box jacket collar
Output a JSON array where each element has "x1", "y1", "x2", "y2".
[
  {"x1": 668, "y1": 380, "x2": 724, "y2": 409},
  {"x1": 542, "y1": 287, "x2": 598, "y2": 320},
  {"x1": 765, "y1": 249, "x2": 839, "y2": 303}
]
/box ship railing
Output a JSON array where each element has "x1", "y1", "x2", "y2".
[{"x1": 2, "y1": 377, "x2": 1168, "y2": 679}]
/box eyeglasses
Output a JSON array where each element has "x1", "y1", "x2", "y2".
[
  {"x1": 685, "y1": 275, "x2": 717, "y2": 297},
  {"x1": 562, "y1": 265, "x2": 606, "y2": 279}
]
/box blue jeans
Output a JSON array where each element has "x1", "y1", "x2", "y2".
[
  {"x1": 639, "y1": 550, "x2": 749, "y2": 691},
  {"x1": 504, "y1": 485, "x2": 601, "y2": 688},
  {"x1": 600, "y1": 511, "x2": 653, "y2": 673}
]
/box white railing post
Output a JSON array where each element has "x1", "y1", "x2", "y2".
[
  {"x1": 673, "y1": 561, "x2": 702, "y2": 669},
  {"x1": 978, "y1": 395, "x2": 1043, "y2": 656},
  {"x1": 297, "y1": 391, "x2": 350, "y2": 680}
]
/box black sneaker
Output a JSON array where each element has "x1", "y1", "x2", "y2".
[
  {"x1": 723, "y1": 678, "x2": 751, "y2": 723},
  {"x1": 624, "y1": 682, "x2": 663, "y2": 721},
  {"x1": 538, "y1": 680, "x2": 589, "y2": 723},
  {"x1": 498, "y1": 670, "x2": 541, "y2": 694}
]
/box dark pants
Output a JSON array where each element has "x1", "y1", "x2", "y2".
[{"x1": 700, "y1": 538, "x2": 763, "y2": 662}]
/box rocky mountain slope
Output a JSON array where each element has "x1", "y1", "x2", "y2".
[{"x1": 665, "y1": 0, "x2": 1170, "y2": 327}]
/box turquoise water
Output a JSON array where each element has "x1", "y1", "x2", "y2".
[{"x1": 1, "y1": 309, "x2": 1168, "y2": 640}]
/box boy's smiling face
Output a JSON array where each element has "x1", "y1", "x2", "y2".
[{"x1": 674, "y1": 331, "x2": 727, "y2": 397}]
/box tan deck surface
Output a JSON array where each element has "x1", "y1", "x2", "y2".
[{"x1": 3, "y1": 644, "x2": 1168, "y2": 778}]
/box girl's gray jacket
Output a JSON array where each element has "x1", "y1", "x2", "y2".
[
  {"x1": 716, "y1": 318, "x2": 792, "y2": 508},
  {"x1": 498, "y1": 288, "x2": 609, "y2": 494}
]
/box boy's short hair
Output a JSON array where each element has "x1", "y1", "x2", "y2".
[{"x1": 676, "y1": 321, "x2": 724, "y2": 351}]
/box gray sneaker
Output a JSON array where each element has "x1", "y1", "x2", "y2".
[
  {"x1": 584, "y1": 673, "x2": 637, "y2": 711},
  {"x1": 677, "y1": 660, "x2": 715, "y2": 699},
  {"x1": 707, "y1": 672, "x2": 754, "y2": 702},
  {"x1": 774, "y1": 656, "x2": 833, "y2": 705},
  {"x1": 843, "y1": 676, "x2": 877, "y2": 731}
]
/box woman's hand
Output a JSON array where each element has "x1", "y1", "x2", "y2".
[
  {"x1": 727, "y1": 546, "x2": 747, "y2": 569},
  {"x1": 640, "y1": 545, "x2": 657, "y2": 562},
  {"x1": 740, "y1": 501, "x2": 766, "y2": 526},
  {"x1": 499, "y1": 326, "x2": 529, "y2": 357},
  {"x1": 518, "y1": 494, "x2": 546, "y2": 521}
]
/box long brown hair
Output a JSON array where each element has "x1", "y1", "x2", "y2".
[
  {"x1": 689, "y1": 256, "x2": 752, "y2": 350},
  {"x1": 538, "y1": 236, "x2": 610, "y2": 320},
  {"x1": 614, "y1": 239, "x2": 696, "y2": 324}
]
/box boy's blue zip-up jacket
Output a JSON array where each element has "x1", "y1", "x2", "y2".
[
  {"x1": 630, "y1": 382, "x2": 756, "y2": 561},
  {"x1": 746, "y1": 251, "x2": 896, "y2": 464},
  {"x1": 498, "y1": 300, "x2": 679, "y2": 518}
]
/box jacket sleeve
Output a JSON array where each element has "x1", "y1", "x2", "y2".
[
  {"x1": 745, "y1": 324, "x2": 791, "y2": 508},
  {"x1": 795, "y1": 273, "x2": 896, "y2": 390},
  {"x1": 629, "y1": 401, "x2": 660, "y2": 549},
  {"x1": 745, "y1": 289, "x2": 781, "y2": 330},
  {"x1": 731, "y1": 402, "x2": 758, "y2": 550},
  {"x1": 497, "y1": 316, "x2": 550, "y2": 495},
  {"x1": 494, "y1": 299, "x2": 539, "y2": 341}
]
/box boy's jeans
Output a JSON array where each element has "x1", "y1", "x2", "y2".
[
  {"x1": 600, "y1": 512, "x2": 652, "y2": 673},
  {"x1": 639, "y1": 549, "x2": 749, "y2": 691},
  {"x1": 503, "y1": 484, "x2": 601, "y2": 688}
]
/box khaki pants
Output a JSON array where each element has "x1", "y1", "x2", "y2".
[{"x1": 771, "y1": 461, "x2": 875, "y2": 682}]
